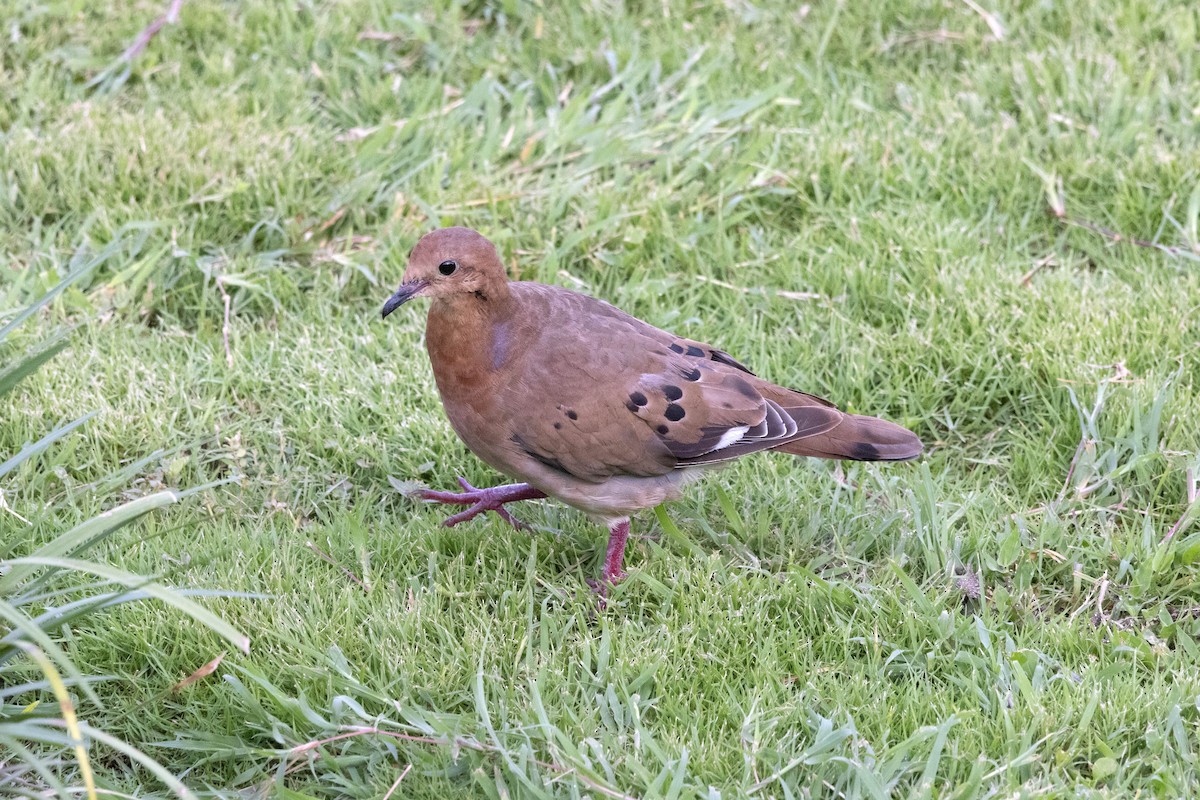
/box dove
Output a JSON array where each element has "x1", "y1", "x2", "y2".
[{"x1": 382, "y1": 227, "x2": 921, "y2": 596}]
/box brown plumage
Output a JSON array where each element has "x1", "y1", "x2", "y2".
[{"x1": 382, "y1": 227, "x2": 922, "y2": 596}]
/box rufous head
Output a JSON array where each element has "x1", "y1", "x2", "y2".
[{"x1": 381, "y1": 227, "x2": 508, "y2": 317}]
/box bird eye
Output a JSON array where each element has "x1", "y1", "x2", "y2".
[{"x1": 438, "y1": 260, "x2": 458, "y2": 276}]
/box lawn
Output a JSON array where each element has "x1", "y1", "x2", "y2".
[{"x1": 3, "y1": 0, "x2": 1200, "y2": 796}]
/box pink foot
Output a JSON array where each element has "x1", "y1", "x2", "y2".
[{"x1": 414, "y1": 477, "x2": 546, "y2": 530}]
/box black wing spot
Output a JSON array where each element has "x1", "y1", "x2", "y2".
[
  {"x1": 566, "y1": 409, "x2": 578, "y2": 420},
  {"x1": 850, "y1": 442, "x2": 880, "y2": 461},
  {"x1": 532, "y1": 452, "x2": 569, "y2": 472},
  {"x1": 657, "y1": 424, "x2": 670, "y2": 435},
  {"x1": 625, "y1": 401, "x2": 639, "y2": 413},
  {"x1": 685, "y1": 345, "x2": 704, "y2": 357},
  {"x1": 731, "y1": 376, "x2": 759, "y2": 400},
  {"x1": 664, "y1": 404, "x2": 685, "y2": 421},
  {"x1": 629, "y1": 391, "x2": 648, "y2": 406},
  {"x1": 512, "y1": 434, "x2": 571, "y2": 474},
  {"x1": 554, "y1": 422, "x2": 562, "y2": 430},
  {"x1": 710, "y1": 349, "x2": 755, "y2": 375},
  {"x1": 669, "y1": 343, "x2": 685, "y2": 353},
  {"x1": 663, "y1": 384, "x2": 682, "y2": 401},
  {"x1": 681, "y1": 367, "x2": 701, "y2": 382}
]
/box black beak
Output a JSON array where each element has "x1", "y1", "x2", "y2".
[{"x1": 381, "y1": 280, "x2": 428, "y2": 319}]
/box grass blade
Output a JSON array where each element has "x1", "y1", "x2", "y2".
[
  {"x1": 78, "y1": 722, "x2": 198, "y2": 800},
  {"x1": 0, "y1": 412, "x2": 97, "y2": 483},
  {"x1": 4, "y1": 557, "x2": 250, "y2": 654},
  {"x1": 0, "y1": 489, "x2": 177, "y2": 595},
  {"x1": 0, "y1": 598, "x2": 102, "y2": 706},
  {"x1": 0, "y1": 337, "x2": 69, "y2": 398},
  {"x1": 14, "y1": 644, "x2": 98, "y2": 800}
]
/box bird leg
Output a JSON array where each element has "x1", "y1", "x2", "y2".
[
  {"x1": 414, "y1": 477, "x2": 546, "y2": 530},
  {"x1": 588, "y1": 519, "x2": 631, "y2": 604}
]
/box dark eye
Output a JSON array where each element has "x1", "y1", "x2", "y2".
[{"x1": 438, "y1": 260, "x2": 458, "y2": 276}]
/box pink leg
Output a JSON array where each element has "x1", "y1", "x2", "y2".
[
  {"x1": 415, "y1": 477, "x2": 546, "y2": 530},
  {"x1": 603, "y1": 519, "x2": 630, "y2": 585},
  {"x1": 588, "y1": 519, "x2": 631, "y2": 605}
]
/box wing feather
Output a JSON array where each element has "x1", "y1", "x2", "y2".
[{"x1": 495, "y1": 284, "x2": 918, "y2": 486}]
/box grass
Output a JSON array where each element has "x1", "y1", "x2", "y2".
[
  {"x1": 1, "y1": 265, "x2": 249, "y2": 797},
  {"x1": 2, "y1": 0, "x2": 1199, "y2": 796}
]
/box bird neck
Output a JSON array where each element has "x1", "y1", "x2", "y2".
[{"x1": 426, "y1": 285, "x2": 519, "y2": 394}]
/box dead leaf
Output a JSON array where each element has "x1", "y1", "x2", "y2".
[{"x1": 171, "y1": 652, "x2": 225, "y2": 693}]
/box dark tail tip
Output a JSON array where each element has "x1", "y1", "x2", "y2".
[
  {"x1": 772, "y1": 413, "x2": 923, "y2": 461},
  {"x1": 845, "y1": 415, "x2": 923, "y2": 461}
]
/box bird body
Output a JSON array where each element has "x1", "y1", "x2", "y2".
[
  {"x1": 383, "y1": 227, "x2": 922, "y2": 593},
  {"x1": 427, "y1": 281, "x2": 711, "y2": 520}
]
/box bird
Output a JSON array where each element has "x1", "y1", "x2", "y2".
[{"x1": 382, "y1": 227, "x2": 921, "y2": 597}]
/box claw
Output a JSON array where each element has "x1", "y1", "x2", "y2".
[{"x1": 413, "y1": 478, "x2": 546, "y2": 530}]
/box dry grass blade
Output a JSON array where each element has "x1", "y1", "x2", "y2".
[
  {"x1": 960, "y1": 0, "x2": 1005, "y2": 39},
  {"x1": 15, "y1": 644, "x2": 98, "y2": 800},
  {"x1": 215, "y1": 277, "x2": 234, "y2": 368},
  {"x1": 304, "y1": 541, "x2": 368, "y2": 591},
  {"x1": 171, "y1": 652, "x2": 226, "y2": 693},
  {"x1": 1034, "y1": 166, "x2": 1198, "y2": 258},
  {"x1": 695, "y1": 274, "x2": 824, "y2": 301},
  {"x1": 381, "y1": 764, "x2": 412, "y2": 800},
  {"x1": 121, "y1": 0, "x2": 185, "y2": 63},
  {"x1": 357, "y1": 30, "x2": 404, "y2": 43},
  {"x1": 1161, "y1": 467, "x2": 1198, "y2": 545}
]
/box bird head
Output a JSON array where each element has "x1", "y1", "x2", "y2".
[{"x1": 382, "y1": 227, "x2": 506, "y2": 317}]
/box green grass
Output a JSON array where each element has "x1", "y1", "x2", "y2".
[{"x1": 3, "y1": 0, "x2": 1200, "y2": 796}]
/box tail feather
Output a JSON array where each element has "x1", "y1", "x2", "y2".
[{"x1": 773, "y1": 413, "x2": 922, "y2": 462}]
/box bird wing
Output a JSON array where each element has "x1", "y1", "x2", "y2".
[
  {"x1": 625, "y1": 343, "x2": 859, "y2": 467},
  {"x1": 497, "y1": 285, "x2": 849, "y2": 483}
]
